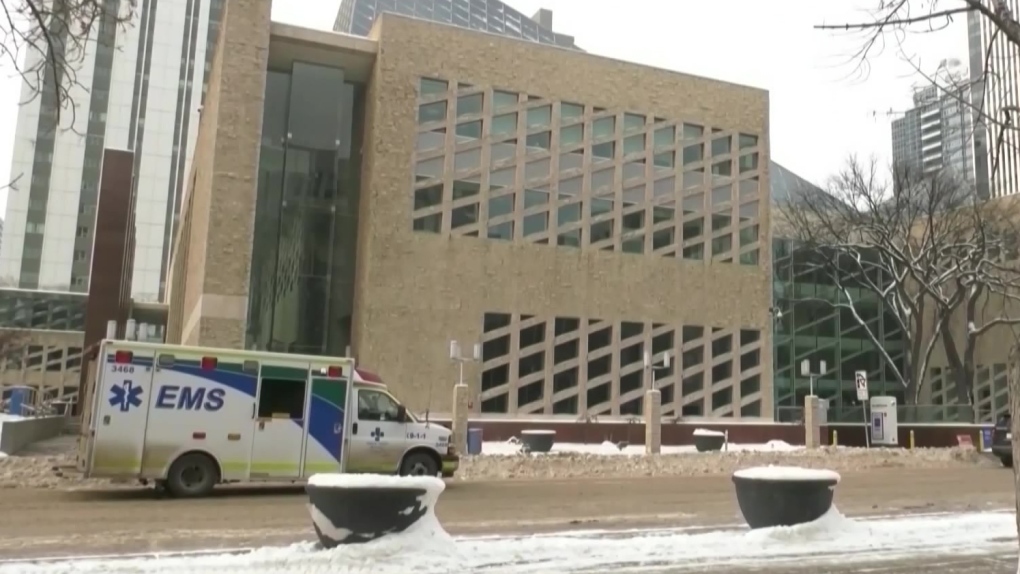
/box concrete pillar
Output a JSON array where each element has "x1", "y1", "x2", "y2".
[
  {"x1": 804, "y1": 395, "x2": 820, "y2": 449},
  {"x1": 452, "y1": 383, "x2": 469, "y2": 455},
  {"x1": 644, "y1": 389, "x2": 661, "y2": 455},
  {"x1": 168, "y1": 0, "x2": 271, "y2": 348}
]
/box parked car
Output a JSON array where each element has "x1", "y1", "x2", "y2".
[{"x1": 992, "y1": 413, "x2": 1013, "y2": 468}]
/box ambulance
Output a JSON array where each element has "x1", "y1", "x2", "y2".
[{"x1": 77, "y1": 340, "x2": 458, "y2": 497}]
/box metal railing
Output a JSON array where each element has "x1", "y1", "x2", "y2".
[
  {"x1": 777, "y1": 403, "x2": 996, "y2": 425},
  {"x1": 1, "y1": 385, "x2": 77, "y2": 417}
]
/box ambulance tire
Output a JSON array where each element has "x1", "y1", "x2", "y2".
[
  {"x1": 399, "y1": 452, "x2": 439, "y2": 477},
  {"x1": 166, "y1": 453, "x2": 219, "y2": 498}
]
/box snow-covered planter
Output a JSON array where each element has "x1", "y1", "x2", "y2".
[
  {"x1": 520, "y1": 430, "x2": 556, "y2": 453},
  {"x1": 731, "y1": 466, "x2": 840, "y2": 529},
  {"x1": 693, "y1": 428, "x2": 726, "y2": 452},
  {"x1": 305, "y1": 473, "x2": 445, "y2": 547}
]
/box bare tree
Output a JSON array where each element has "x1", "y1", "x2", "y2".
[
  {"x1": 778, "y1": 157, "x2": 1020, "y2": 412},
  {"x1": 0, "y1": 0, "x2": 136, "y2": 126},
  {"x1": 816, "y1": 1, "x2": 1020, "y2": 189}
]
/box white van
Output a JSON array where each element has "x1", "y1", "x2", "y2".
[{"x1": 77, "y1": 340, "x2": 458, "y2": 497}]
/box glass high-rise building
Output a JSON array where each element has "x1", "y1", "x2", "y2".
[
  {"x1": 967, "y1": 4, "x2": 1019, "y2": 198},
  {"x1": 333, "y1": 0, "x2": 577, "y2": 49},
  {"x1": 0, "y1": 0, "x2": 224, "y2": 301},
  {"x1": 890, "y1": 59, "x2": 987, "y2": 198}
]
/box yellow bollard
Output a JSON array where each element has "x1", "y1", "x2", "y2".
[
  {"x1": 909, "y1": 430, "x2": 915, "y2": 450},
  {"x1": 978, "y1": 431, "x2": 986, "y2": 452},
  {"x1": 832, "y1": 430, "x2": 838, "y2": 447}
]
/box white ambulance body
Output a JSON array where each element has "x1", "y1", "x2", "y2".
[{"x1": 77, "y1": 340, "x2": 457, "y2": 497}]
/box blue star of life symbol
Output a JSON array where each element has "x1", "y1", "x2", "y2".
[
  {"x1": 371, "y1": 427, "x2": 384, "y2": 442},
  {"x1": 109, "y1": 380, "x2": 143, "y2": 413}
]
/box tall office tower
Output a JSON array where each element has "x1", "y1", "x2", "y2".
[
  {"x1": 333, "y1": 0, "x2": 577, "y2": 49},
  {"x1": 890, "y1": 59, "x2": 986, "y2": 198},
  {"x1": 967, "y1": 5, "x2": 1017, "y2": 198},
  {"x1": 0, "y1": 0, "x2": 224, "y2": 301}
]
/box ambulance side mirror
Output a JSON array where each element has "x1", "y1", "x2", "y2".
[{"x1": 396, "y1": 405, "x2": 408, "y2": 422}]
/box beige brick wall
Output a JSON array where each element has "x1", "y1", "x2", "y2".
[
  {"x1": 355, "y1": 15, "x2": 773, "y2": 417},
  {"x1": 166, "y1": 0, "x2": 271, "y2": 347},
  {"x1": 168, "y1": 12, "x2": 774, "y2": 419}
]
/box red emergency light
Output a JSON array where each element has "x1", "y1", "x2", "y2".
[
  {"x1": 114, "y1": 350, "x2": 133, "y2": 364},
  {"x1": 201, "y1": 357, "x2": 218, "y2": 370},
  {"x1": 327, "y1": 365, "x2": 344, "y2": 378}
]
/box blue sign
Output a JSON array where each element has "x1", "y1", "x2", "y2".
[
  {"x1": 109, "y1": 381, "x2": 144, "y2": 412},
  {"x1": 154, "y1": 385, "x2": 225, "y2": 412}
]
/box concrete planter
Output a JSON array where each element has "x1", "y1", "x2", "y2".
[
  {"x1": 731, "y1": 466, "x2": 840, "y2": 529},
  {"x1": 306, "y1": 474, "x2": 445, "y2": 547},
  {"x1": 520, "y1": 429, "x2": 555, "y2": 453},
  {"x1": 693, "y1": 428, "x2": 726, "y2": 452}
]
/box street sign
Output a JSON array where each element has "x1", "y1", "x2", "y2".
[{"x1": 855, "y1": 370, "x2": 869, "y2": 401}]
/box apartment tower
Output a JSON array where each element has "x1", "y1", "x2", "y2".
[{"x1": 0, "y1": 0, "x2": 224, "y2": 301}]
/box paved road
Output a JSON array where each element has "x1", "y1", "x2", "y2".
[{"x1": 0, "y1": 466, "x2": 1014, "y2": 565}]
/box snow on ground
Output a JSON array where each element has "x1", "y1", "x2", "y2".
[
  {"x1": 479, "y1": 438, "x2": 800, "y2": 456},
  {"x1": 2, "y1": 509, "x2": 1015, "y2": 573}
]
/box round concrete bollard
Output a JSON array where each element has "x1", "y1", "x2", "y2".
[
  {"x1": 693, "y1": 428, "x2": 726, "y2": 452},
  {"x1": 306, "y1": 473, "x2": 445, "y2": 547},
  {"x1": 731, "y1": 466, "x2": 840, "y2": 529},
  {"x1": 520, "y1": 429, "x2": 556, "y2": 453}
]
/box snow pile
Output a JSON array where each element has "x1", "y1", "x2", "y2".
[
  {"x1": 456, "y1": 445, "x2": 993, "y2": 480},
  {"x1": 733, "y1": 465, "x2": 841, "y2": 482},
  {"x1": 744, "y1": 505, "x2": 864, "y2": 543},
  {"x1": 0, "y1": 435, "x2": 107, "y2": 490},
  {"x1": 479, "y1": 439, "x2": 799, "y2": 456},
  {"x1": 3, "y1": 510, "x2": 1014, "y2": 573},
  {"x1": 693, "y1": 428, "x2": 726, "y2": 437},
  {"x1": 759, "y1": 440, "x2": 799, "y2": 452}
]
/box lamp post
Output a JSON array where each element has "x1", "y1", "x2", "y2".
[
  {"x1": 643, "y1": 350, "x2": 672, "y2": 390},
  {"x1": 449, "y1": 340, "x2": 481, "y2": 388},
  {"x1": 449, "y1": 340, "x2": 481, "y2": 456},
  {"x1": 642, "y1": 351, "x2": 671, "y2": 455},
  {"x1": 800, "y1": 359, "x2": 827, "y2": 397}
]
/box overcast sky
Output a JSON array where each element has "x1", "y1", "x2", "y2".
[{"x1": 0, "y1": 0, "x2": 966, "y2": 214}]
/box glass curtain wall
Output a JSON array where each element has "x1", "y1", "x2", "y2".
[
  {"x1": 772, "y1": 239, "x2": 907, "y2": 421},
  {"x1": 246, "y1": 62, "x2": 364, "y2": 356}
]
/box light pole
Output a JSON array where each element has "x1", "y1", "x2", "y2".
[
  {"x1": 800, "y1": 359, "x2": 827, "y2": 397},
  {"x1": 643, "y1": 351, "x2": 671, "y2": 390},
  {"x1": 449, "y1": 340, "x2": 481, "y2": 455},
  {"x1": 642, "y1": 351, "x2": 671, "y2": 455},
  {"x1": 768, "y1": 306, "x2": 784, "y2": 420},
  {"x1": 448, "y1": 340, "x2": 481, "y2": 388}
]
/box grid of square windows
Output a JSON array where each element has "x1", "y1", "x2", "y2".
[
  {"x1": 478, "y1": 312, "x2": 764, "y2": 417},
  {"x1": 412, "y1": 77, "x2": 766, "y2": 266}
]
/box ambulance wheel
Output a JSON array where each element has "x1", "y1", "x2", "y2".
[
  {"x1": 399, "y1": 452, "x2": 439, "y2": 477},
  {"x1": 166, "y1": 453, "x2": 219, "y2": 498}
]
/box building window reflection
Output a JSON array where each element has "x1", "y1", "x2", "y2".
[{"x1": 246, "y1": 63, "x2": 364, "y2": 358}]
